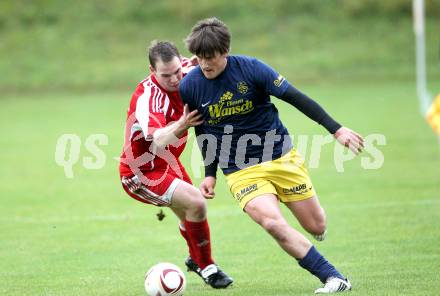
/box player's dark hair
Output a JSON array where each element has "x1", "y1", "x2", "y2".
[
  {"x1": 148, "y1": 41, "x2": 180, "y2": 69},
  {"x1": 185, "y1": 17, "x2": 230, "y2": 58}
]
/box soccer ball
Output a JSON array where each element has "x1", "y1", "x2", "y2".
[{"x1": 144, "y1": 262, "x2": 186, "y2": 296}]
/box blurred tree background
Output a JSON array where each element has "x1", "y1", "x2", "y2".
[{"x1": 0, "y1": 0, "x2": 439, "y2": 93}]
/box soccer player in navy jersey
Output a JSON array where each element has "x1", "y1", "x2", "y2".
[{"x1": 179, "y1": 18, "x2": 364, "y2": 294}]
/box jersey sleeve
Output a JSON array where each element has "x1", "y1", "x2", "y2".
[
  {"x1": 179, "y1": 77, "x2": 193, "y2": 109},
  {"x1": 179, "y1": 57, "x2": 195, "y2": 108},
  {"x1": 195, "y1": 125, "x2": 219, "y2": 177},
  {"x1": 251, "y1": 58, "x2": 290, "y2": 98},
  {"x1": 134, "y1": 86, "x2": 167, "y2": 141}
]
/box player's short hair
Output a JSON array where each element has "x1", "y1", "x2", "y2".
[
  {"x1": 185, "y1": 17, "x2": 230, "y2": 58},
  {"x1": 148, "y1": 41, "x2": 180, "y2": 69}
]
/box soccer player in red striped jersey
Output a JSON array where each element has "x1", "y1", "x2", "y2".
[{"x1": 119, "y1": 41, "x2": 233, "y2": 289}]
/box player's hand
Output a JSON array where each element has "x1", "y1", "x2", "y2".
[
  {"x1": 200, "y1": 176, "x2": 216, "y2": 199},
  {"x1": 334, "y1": 126, "x2": 364, "y2": 155},
  {"x1": 179, "y1": 104, "x2": 204, "y2": 129},
  {"x1": 189, "y1": 55, "x2": 199, "y2": 66}
]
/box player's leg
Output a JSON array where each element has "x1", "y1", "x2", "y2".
[
  {"x1": 169, "y1": 161, "x2": 209, "y2": 222},
  {"x1": 171, "y1": 180, "x2": 212, "y2": 268},
  {"x1": 169, "y1": 207, "x2": 193, "y2": 260},
  {"x1": 121, "y1": 173, "x2": 209, "y2": 266},
  {"x1": 170, "y1": 206, "x2": 219, "y2": 285},
  {"x1": 170, "y1": 162, "x2": 232, "y2": 288},
  {"x1": 244, "y1": 194, "x2": 350, "y2": 293},
  {"x1": 167, "y1": 163, "x2": 214, "y2": 273},
  {"x1": 284, "y1": 195, "x2": 327, "y2": 240},
  {"x1": 171, "y1": 180, "x2": 207, "y2": 221},
  {"x1": 270, "y1": 148, "x2": 327, "y2": 240},
  {"x1": 170, "y1": 180, "x2": 233, "y2": 289},
  {"x1": 226, "y1": 158, "x2": 350, "y2": 293},
  {"x1": 120, "y1": 173, "x2": 198, "y2": 253},
  {"x1": 244, "y1": 193, "x2": 312, "y2": 258},
  {"x1": 225, "y1": 162, "x2": 313, "y2": 257},
  {"x1": 121, "y1": 172, "x2": 232, "y2": 288}
]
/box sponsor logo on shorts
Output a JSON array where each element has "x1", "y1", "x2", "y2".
[
  {"x1": 235, "y1": 184, "x2": 258, "y2": 202},
  {"x1": 282, "y1": 183, "x2": 312, "y2": 195}
]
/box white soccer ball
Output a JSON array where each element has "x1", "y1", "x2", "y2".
[{"x1": 144, "y1": 262, "x2": 186, "y2": 296}]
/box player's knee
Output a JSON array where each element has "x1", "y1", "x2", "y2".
[
  {"x1": 317, "y1": 219, "x2": 327, "y2": 234},
  {"x1": 261, "y1": 218, "x2": 289, "y2": 242},
  {"x1": 186, "y1": 196, "x2": 207, "y2": 220},
  {"x1": 303, "y1": 207, "x2": 326, "y2": 235},
  {"x1": 312, "y1": 221, "x2": 327, "y2": 236},
  {"x1": 315, "y1": 212, "x2": 327, "y2": 233},
  {"x1": 306, "y1": 219, "x2": 326, "y2": 236}
]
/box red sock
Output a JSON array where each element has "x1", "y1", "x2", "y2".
[
  {"x1": 184, "y1": 219, "x2": 214, "y2": 269},
  {"x1": 179, "y1": 223, "x2": 196, "y2": 261}
]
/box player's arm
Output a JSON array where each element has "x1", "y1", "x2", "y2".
[
  {"x1": 279, "y1": 85, "x2": 341, "y2": 133},
  {"x1": 197, "y1": 127, "x2": 218, "y2": 199},
  {"x1": 279, "y1": 85, "x2": 364, "y2": 154},
  {"x1": 180, "y1": 56, "x2": 198, "y2": 75},
  {"x1": 200, "y1": 150, "x2": 218, "y2": 199},
  {"x1": 179, "y1": 80, "x2": 217, "y2": 198},
  {"x1": 152, "y1": 104, "x2": 204, "y2": 148}
]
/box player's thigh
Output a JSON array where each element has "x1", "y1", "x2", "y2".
[
  {"x1": 171, "y1": 179, "x2": 206, "y2": 211},
  {"x1": 170, "y1": 207, "x2": 186, "y2": 221},
  {"x1": 269, "y1": 148, "x2": 316, "y2": 203},
  {"x1": 285, "y1": 195, "x2": 326, "y2": 230},
  {"x1": 244, "y1": 193, "x2": 286, "y2": 225},
  {"x1": 120, "y1": 173, "x2": 176, "y2": 207},
  {"x1": 120, "y1": 161, "x2": 193, "y2": 207},
  {"x1": 226, "y1": 167, "x2": 278, "y2": 210}
]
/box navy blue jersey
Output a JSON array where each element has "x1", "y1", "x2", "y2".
[{"x1": 180, "y1": 55, "x2": 293, "y2": 175}]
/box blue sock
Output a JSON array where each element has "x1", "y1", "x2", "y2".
[{"x1": 298, "y1": 246, "x2": 344, "y2": 283}]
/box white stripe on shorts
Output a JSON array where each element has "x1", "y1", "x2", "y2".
[{"x1": 122, "y1": 175, "x2": 181, "y2": 206}]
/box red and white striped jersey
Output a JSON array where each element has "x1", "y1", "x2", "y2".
[{"x1": 119, "y1": 58, "x2": 193, "y2": 177}]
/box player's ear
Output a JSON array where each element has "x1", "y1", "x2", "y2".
[{"x1": 149, "y1": 64, "x2": 155, "y2": 74}]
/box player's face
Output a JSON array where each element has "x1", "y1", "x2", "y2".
[
  {"x1": 197, "y1": 52, "x2": 228, "y2": 79},
  {"x1": 151, "y1": 56, "x2": 183, "y2": 92}
]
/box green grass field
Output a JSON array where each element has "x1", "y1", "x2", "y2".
[
  {"x1": 1, "y1": 80, "x2": 439, "y2": 295},
  {"x1": 1, "y1": 1, "x2": 440, "y2": 295}
]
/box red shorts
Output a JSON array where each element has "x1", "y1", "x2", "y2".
[{"x1": 120, "y1": 162, "x2": 192, "y2": 207}]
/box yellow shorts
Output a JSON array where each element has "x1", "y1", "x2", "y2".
[{"x1": 226, "y1": 148, "x2": 316, "y2": 209}]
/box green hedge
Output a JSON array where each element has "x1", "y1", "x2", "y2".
[
  {"x1": 1, "y1": 0, "x2": 439, "y2": 29},
  {"x1": 1, "y1": 0, "x2": 439, "y2": 92}
]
